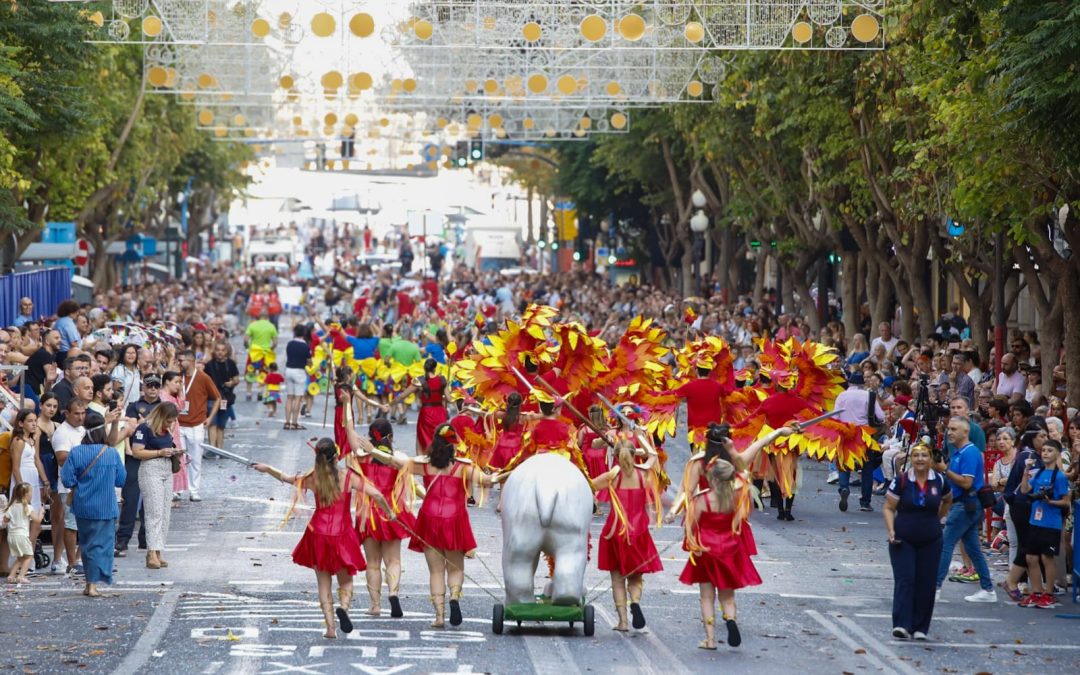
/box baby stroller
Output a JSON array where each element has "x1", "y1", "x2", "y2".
[{"x1": 33, "y1": 505, "x2": 52, "y2": 572}]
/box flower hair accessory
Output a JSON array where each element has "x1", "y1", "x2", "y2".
[{"x1": 438, "y1": 426, "x2": 458, "y2": 442}]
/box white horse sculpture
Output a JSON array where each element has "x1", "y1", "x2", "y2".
[{"x1": 500, "y1": 453, "x2": 593, "y2": 605}]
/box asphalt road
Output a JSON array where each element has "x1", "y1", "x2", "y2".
[{"x1": 3, "y1": 348, "x2": 1079, "y2": 674}]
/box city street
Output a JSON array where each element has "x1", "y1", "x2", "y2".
[{"x1": 3, "y1": 390, "x2": 1077, "y2": 675}]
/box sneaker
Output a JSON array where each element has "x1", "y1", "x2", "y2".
[
  {"x1": 949, "y1": 568, "x2": 980, "y2": 584},
  {"x1": 891, "y1": 627, "x2": 911, "y2": 640},
  {"x1": 997, "y1": 581, "x2": 1023, "y2": 603},
  {"x1": 50, "y1": 563, "x2": 62, "y2": 575},
  {"x1": 114, "y1": 547, "x2": 127, "y2": 558},
  {"x1": 68, "y1": 564, "x2": 85, "y2": 578},
  {"x1": 172, "y1": 492, "x2": 182, "y2": 502},
  {"x1": 826, "y1": 471, "x2": 839, "y2": 485},
  {"x1": 990, "y1": 531, "x2": 1009, "y2": 550},
  {"x1": 1035, "y1": 593, "x2": 1058, "y2": 609},
  {"x1": 189, "y1": 494, "x2": 203, "y2": 502},
  {"x1": 838, "y1": 487, "x2": 850, "y2": 512},
  {"x1": 1018, "y1": 593, "x2": 1040, "y2": 608},
  {"x1": 912, "y1": 631, "x2": 928, "y2": 641},
  {"x1": 859, "y1": 505, "x2": 874, "y2": 512},
  {"x1": 1052, "y1": 584, "x2": 1067, "y2": 596},
  {"x1": 964, "y1": 588, "x2": 997, "y2": 603},
  {"x1": 934, "y1": 588, "x2": 946, "y2": 603}
]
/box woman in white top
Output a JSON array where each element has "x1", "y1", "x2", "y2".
[
  {"x1": 111, "y1": 344, "x2": 141, "y2": 410},
  {"x1": 8, "y1": 408, "x2": 45, "y2": 547}
]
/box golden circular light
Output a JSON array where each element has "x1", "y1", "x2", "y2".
[
  {"x1": 244, "y1": 128, "x2": 255, "y2": 138},
  {"x1": 147, "y1": 66, "x2": 169, "y2": 87},
  {"x1": 311, "y1": 13, "x2": 336, "y2": 37},
  {"x1": 142, "y1": 16, "x2": 163, "y2": 37},
  {"x1": 687, "y1": 80, "x2": 704, "y2": 97},
  {"x1": 580, "y1": 15, "x2": 606, "y2": 42},
  {"x1": 214, "y1": 126, "x2": 227, "y2": 138},
  {"x1": 489, "y1": 114, "x2": 504, "y2": 128},
  {"x1": 522, "y1": 22, "x2": 542, "y2": 42},
  {"x1": 277, "y1": 12, "x2": 292, "y2": 29},
  {"x1": 164, "y1": 68, "x2": 178, "y2": 88},
  {"x1": 379, "y1": 118, "x2": 390, "y2": 127},
  {"x1": 323, "y1": 126, "x2": 334, "y2": 137},
  {"x1": 545, "y1": 127, "x2": 557, "y2": 138},
  {"x1": 466, "y1": 113, "x2": 482, "y2": 130},
  {"x1": 221, "y1": 93, "x2": 232, "y2": 102},
  {"x1": 851, "y1": 14, "x2": 880, "y2": 43},
  {"x1": 278, "y1": 74, "x2": 294, "y2": 89},
  {"x1": 349, "y1": 72, "x2": 373, "y2": 90},
  {"x1": 414, "y1": 19, "x2": 433, "y2": 40},
  {"x1": 197, "y1": 73, "x2": 215, "y2": 88},
  {"x1": 684, "y1": 21, "x2": 704, "y2": 43},
  {"x1": 233, "y1": 114, "x2": 246, "y2": 126},
  {"x1": 180, "y1": 91, "x2": 195, "y2": 101},
  {"x1": 580, "y1": 117, "x2": 593, "y2": 130},
  {"x1": 447, "y1": 123, "x2": 460, "y2": 135},
  {"x1": 325, "y1": 113, "x2": 338, "y2": 126},
  {"x1": 321, "y1": 71, "x2": 343, "y2": 89},
  {"x1": 792, "y1": 21, "x2": 813, "y2": 44},
  {"x1": 606, "y1": 81, "x2": 622, "y2": 96},
  {"x1": 557, "y1": 75, "x2": 577, "y2": 95},
  {"x1": 197, "y1": 109, "x2": 214, "y2": 125},
  {"x1": 251, "y1": 18, "x2": 270, "y2": 38},
  {"x1": 89, "y1": 11, "x2": 105, "y2": 28},
  {"x1": 482, "y1": 16, "x2": 496, "y2": 31},
  {"x1": 573, "y1": 129, "x2": 586, "y2": 138},
  {"x1": 403, "y1": 78, "x2": 417, "y2": 93},
  {"x1": 484, "y1": 79, "x2": 499, "y2": 94},
  {"x1": 527, "y1": 74, "x2": 548, "y2": 93},
  {"x1": 436, "y1": 117, "x2": 448, "y2": 129},
  {"x1": 390, "y1": 79, "x2": 403, "y2": 92},
  {"x1": 523, "y1": 118, "x2": 535, "y2": 130},
  {"x1": 292, "y1": 116, "x2": 302, "y2": 126},
  {"x1": 611, "y1": 112, "x2": 627, "y2": 129},
  {"x1": 350, "y1": 13, "x2": 375, "y2": 38},
  {"x1": 463, "y1": 79, "x2": 478, "y2": 92},
  {"x1": 618, "y1": 14, "x2": 646, "y2": 41},
  {"x1": 345, "y1": 113, "x2": 359, "y2": 126}
]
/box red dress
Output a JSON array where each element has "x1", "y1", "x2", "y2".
[
  {"x1": 408, "y1": 462, "x2": 477, "y2": 553},
  {"x1": 679, "y1": 490, "x2": 761, "y2": 590},
  {"x1": 415, "y1": 377, "x2": 448, "y2": 452},
  {"x1": 489, "y1": 420, "x2": 524, "y2": 469},
  {"x1": 598, "y1": 470, "x2": 663, "y2": 576},
  {"x1": 292, "y1": 473, "x2": 367, "y2": 575},
  {"x1": 334, "y1": 386, "x2": 351, "y2": 458},
  {"x1": 356, "y1": 460, "x2": 416, "y2": 542},
  {"x1": 581, "y1": 430, "x2": 609, "y2": 478}
]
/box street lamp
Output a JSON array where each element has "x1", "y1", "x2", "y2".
[
  {"x1": 690, "y1": 210, "x2": 709, "y2": 233},
  {"x1": 691, "y1": 189, "x2": 707, "y2": 209}
]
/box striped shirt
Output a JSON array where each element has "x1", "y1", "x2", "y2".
[{"x1": 59, "y1": 444, "x2": 126, "y2": 520}]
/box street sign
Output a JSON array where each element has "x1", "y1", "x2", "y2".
[{"x1": 73, "y1": 238, "x2": 89, "y2": 266}]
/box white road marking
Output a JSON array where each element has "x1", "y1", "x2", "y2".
[
  {"x1": 804, "y1": 610, "x2": 900, "y2": 675},
  {"x1": 118, "y1": 580, "x2": 175, "y2": 586},
  {"x1": 228, "y1": 579, "x2": 285, "y2": 586},
  {"x1": 522, "y1": 633, "x2": 583, "y2": 675},
  {"x1": 854, "y1": 613, "x2": 1002, "y2": 623},
  {"x1": 830, "y1": 613, "x2": 921, "y2": 675},
  {"x1": 200, "y1": 662, "x2": 223, "y2": 674},
  {"x1": 237, "y1": 547, "x2": 291, "y2": 553},
  {"x1": 592, "y1": 604, "x2": 662, "y2": 675},
  {"x1": 113, "y1": 589, "x2": 181, "y2": 675},
  {"x1": 891, "y1": 642, "x2": 1080, "y2": 650}
]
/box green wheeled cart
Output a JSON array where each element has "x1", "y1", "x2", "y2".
[{"x1": 492, "y1": 597, "x2": 594, "y2": 636}]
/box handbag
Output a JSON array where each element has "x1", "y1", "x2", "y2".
[
  {"x1": 976, "y1": 485, "x2": 996, "y2": 510},
  {"x1": 65, "y1": 445, "x2": 109, "y2": 508},
  {"x1": 170, "y1": 451, "x2": 182, "y2": 474}
]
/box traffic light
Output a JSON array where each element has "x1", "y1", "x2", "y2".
[
  {"x1": 749, "y1": 239, "x2": 761, "y2": 249},
  {"x1": 469, "y1": 139, "x2": 483, "y2": 162},
  {"x1": 340, "y1": 130, "x2": 355, "y2": 158},
  {"x1": 454, "y1": 140, "x2": 468, "y2": 168}
]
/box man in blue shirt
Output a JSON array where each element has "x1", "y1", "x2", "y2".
[
  {"x1": 933, "y1": 417, "x2": 997, "y2": 603},
  {"x1": 13, "y1": 297, "x2": 34, "y2": 327}
]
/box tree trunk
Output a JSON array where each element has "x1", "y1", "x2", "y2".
[
  {"x1": 715, "y1": 226, "x2": 734, "y2": 303},
  {"x1": 840, "y1": 254, "x2": 859, "y2": 345},
  {"x1": 909, "y1": 268, "x2": 936, "y2": 339},
  {"x1": 871, "y1": 265, "x2": 892, "y2": 333},
  {"x1": 895, "y1": 279, "x2": 916, "y2": 342},
  {"x1": 526, "y1": 186, "x2": 535, "y2": 244},
  {"x1": 752, "y1": 252, "x2": 766, "y2": 304},
  {"x1": 681, "y1": 246, "x2": 694, "y2": 297}
]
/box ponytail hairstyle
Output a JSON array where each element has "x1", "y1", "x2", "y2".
[
  {"x1": 588, "y1": 404, "x2": 605, "y2": 430},
  {"x1": 429, "y1": 424, "x2": 457, "y2": 468},
  {"x1": 706, "y1": 459, "x2": 736, "y2": 513},
  {"x1": 539, "y1": 400, "x2": 556, "y2": 416},
  {"x1": 704, "y1": 423, "x2": 733, "y2": 463},
  {"x1": 368, "y1": 418, "x2": 393, "y2": 450},
  {"x1": 335, "y1": 366, "x2": 355, "y2": 391},
  {"x1": 504, "y1": 391, "x2": 522, "y2": 431},
  {"x1": 421, "y1": 357, "x2": 438, "y2": 397},
  {"x1": 311, "y1": 438, "x2": 342, "y2": 508},
  {"x1": 615, "y1": 439, "x2": 636, "y2": 475}
]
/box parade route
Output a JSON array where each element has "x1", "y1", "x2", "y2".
[{"x1": 4, "y1": 392, "x2": 1077, "y2": 675}]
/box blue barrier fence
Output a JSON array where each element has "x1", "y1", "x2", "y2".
[{"x1": 0, "y1": 267, "x2": 72, "y2": 327}]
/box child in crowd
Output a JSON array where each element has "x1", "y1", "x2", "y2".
[
  {"x1": 4, "y1": 482, "x2": 42, "y2": 584},
  {"x1": 263, "y1": 362, "x2": 284, "y2": 418},
  {"x1": 1018, "y1": 439, "x2": 1071, "y2": 609}
]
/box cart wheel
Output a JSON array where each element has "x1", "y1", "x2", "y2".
[
  {"x1": 492, "y1": 604, "x2": 504, "y2": 635},
  {"x1": 583, "y1": 604, "x2": 595, "y2": 637},
  {"x1": 517, "y1": 621, "x2": 522, "y2": 627},
  {"x1": 35, "y1": 550, "x2": 50, "y2": 570}
]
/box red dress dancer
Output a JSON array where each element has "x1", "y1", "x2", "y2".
[
  {"x1": 408, "y1": 461, "x2": 477, "y2": 554},
  {"x1": 598, "y1": 469, "x2": 663, "y2": 577},
  {"x1": 356, "y1": 459, "x2": 416, "y2": 542},
  {"x1": 678, "y1": 488, "x2": 761, "y2": 590},
  {"x1": 674, "y1": 376, "x2": 729, "y2": 450},
  {"x1": 489, "y1": 419, "x2": 525, "y2": 469},
  {"x1": 292, "y1": 471, "x2": 367, "y2": 576},
  {"x1": 415, "y1": 376, "x2": 448, "y2": 453},
  {"x1": 334, "y1": 383, "x2": 352, "y2": 458}
]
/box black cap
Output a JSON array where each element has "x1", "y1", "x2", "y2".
[{"x1": 143, "y1": 375, "x2": 162, "y2": 387}]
